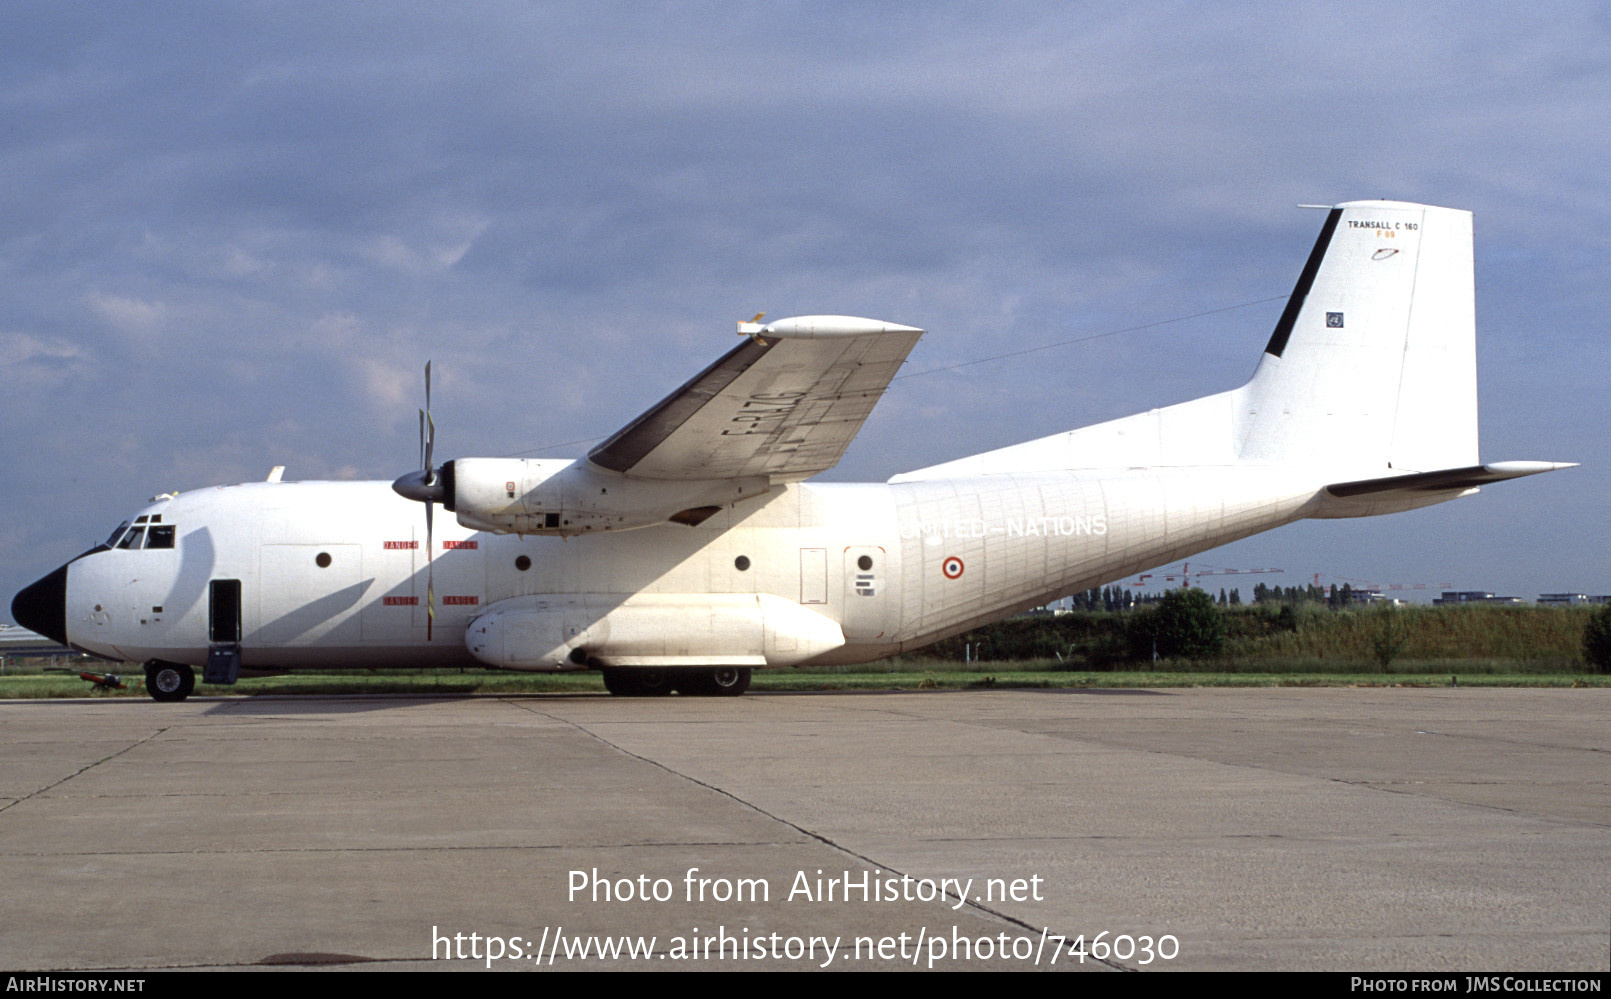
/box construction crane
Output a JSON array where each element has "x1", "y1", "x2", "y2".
[
  {"x1": 1126, "y1": 563, "x2": 1284, "y2": 590},
  {"x1": 1311, "y1": 571, "x2": 1453, "y2": 592}
]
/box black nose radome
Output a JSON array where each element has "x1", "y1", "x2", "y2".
[{"x1": 12, "y1": 563, "x2": 69, "y2": 647}]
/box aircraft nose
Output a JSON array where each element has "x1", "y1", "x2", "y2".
[{"x1": 12, "y1": 563, "x2": 69, "y2": 647}]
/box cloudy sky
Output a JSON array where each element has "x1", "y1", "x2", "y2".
[{"x1": 3, "y1": 2, "x2": 1607, "y2": 615}]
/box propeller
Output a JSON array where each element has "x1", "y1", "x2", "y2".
[{"x1": 391, "y1": 361, "x2": 443, "y2": 640}]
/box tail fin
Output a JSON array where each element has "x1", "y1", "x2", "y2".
[
  {"x1": 890, "y1": 200, "x2": 1527, "y2": 486},
  {"x1": 1235, "y1": 200, "x2": 1477, "y2": 474}
]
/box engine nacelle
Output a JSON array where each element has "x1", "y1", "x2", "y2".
[
  {"x1": 464, "y1": 593, "x2": 847, "y2": 670},
  {"x1": 444, "y1": 457, "x2": 768, "y2": 536}
]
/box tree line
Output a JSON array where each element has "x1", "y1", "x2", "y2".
[
  {"x1": 928, "y1": 592, "x2": 1611, "y2": 672},
  {"x1": 1061, "y1": 581, "x2": 1375, "y2": 612}
]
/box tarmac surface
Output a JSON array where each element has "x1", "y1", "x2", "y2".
[{"x1": 2, "y1": 686, "x2": 1607, "y2": 972}]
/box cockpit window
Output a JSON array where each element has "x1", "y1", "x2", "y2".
[{"x1": 104, "y1": 513, "x2": 174, "y2": 550}]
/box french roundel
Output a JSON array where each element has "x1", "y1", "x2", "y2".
[{"x1": 942, "y1": 556, "x2": 964, "y2": 579}]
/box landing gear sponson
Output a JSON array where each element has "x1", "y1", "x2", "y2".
[{"x1": 600, "y1": 667, "x2": 750, "y2": 697}]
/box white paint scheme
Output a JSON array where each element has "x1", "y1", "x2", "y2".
[{"x1": 17, "y1": 201, "x2": 1572, "y2": 696}]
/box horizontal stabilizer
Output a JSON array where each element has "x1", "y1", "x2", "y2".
[{"x1": 1324, "y1": 461, "x2": 1576, "y2": 498}]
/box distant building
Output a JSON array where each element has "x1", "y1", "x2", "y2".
[
  {"x1": 0, "y1": 624, "x2": 65, "y2": 654},
  {"x1": 1434, "y1": 591, "x2": 1523, "y2": 606},
  {"x1": 1538, "y1": 593, "x2": 1589, "y2": 606},
  {"x1": 0, "y1": 623, "x2": 78, "y2": 667}
]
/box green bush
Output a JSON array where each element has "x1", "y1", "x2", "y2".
[
  {"x1": 1131, "y1": 588, "x2": 1226, "y2": 660},
  {"x1": 1583, "y1": 605, "x2": 1611, "y2": 672},
  {"x1": 1370, "y1": 606, "x2": 1408, "y2": 670}
]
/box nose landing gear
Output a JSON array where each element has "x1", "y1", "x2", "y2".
[{"x1": 145, "y1": 661, "x2": 195, "y2": 702}]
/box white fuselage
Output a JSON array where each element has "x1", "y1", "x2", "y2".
[{"x1": 62, "y1": 465, "x2": 1334, "y2": 671}]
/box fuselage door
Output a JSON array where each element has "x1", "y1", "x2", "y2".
[
  {"x1": 799, "y1": 548, "x2": 827, "y2": 605},
  {"x1": 206, "y1": 579, "x2": 244, "y2": 684},
  {"x1": 209, "y1": 579, "x2": 241, "y2": 643},
  {"x1": 841, "y1": 545, "x2": 889, "y2": 640}
]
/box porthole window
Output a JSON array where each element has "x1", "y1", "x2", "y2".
[
  {"x1": 734, "y1": 555, "x2": 750, "y2": 571},
  {"x1": 315, "y1": 552, "x2": 332, "y2": 568},
  {"x1": 857, "y1": 555, "x2": 873, "y2": 571},
  {"x1": 515, "y1": 555, "x2": 532, "y2": 572}
]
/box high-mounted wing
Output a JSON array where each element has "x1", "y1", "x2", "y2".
[
  {"x1": 400, "y1": 315, "x2": 924, "y2": 538},
  {"x1": 587, "y1": 315, "x2": 923, "y2": 482}
]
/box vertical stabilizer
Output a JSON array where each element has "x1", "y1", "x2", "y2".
[{"x1": 1236, "y1": 201, "x2": 1478, "y2": 475}]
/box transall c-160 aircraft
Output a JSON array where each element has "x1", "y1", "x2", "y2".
[{"x1": 11, "y1": 200, "x2": 1573, "y2": 700}]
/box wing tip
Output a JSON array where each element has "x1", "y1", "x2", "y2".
[
  {"x1": 749, "y1": 315, "x2": 923, "y2": 339},
  {"x1": 1483, "y1": 460, "x2": 1578, "y2": 475}
]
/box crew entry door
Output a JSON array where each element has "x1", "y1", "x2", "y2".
[
  {"x1": 209, "y1": 579, "x2": 241, "y2": 643},
  {"x1": 206, "y1": 578, "x2": 243, "y2": 684}
]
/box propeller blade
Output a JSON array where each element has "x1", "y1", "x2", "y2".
[
  {"x1": 423, "y1": 361, "x2": 434, "y2": 477},
  {"x1": 425, "y1": 413, "x2": 436, "y2": 481},
  {"x1": 395, "y1": 359, "x2": 439, "y2": 642},
  {"x1": 396, "y1": 362, "x2": 443, "y2": 503}
]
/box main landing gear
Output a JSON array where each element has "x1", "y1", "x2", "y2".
[
  {"x1": 600, "y1": 667, "x2": 751, "y2": 697},
  {"x1": 145, "y1": 661, "x2": 195, "y2": 702}
]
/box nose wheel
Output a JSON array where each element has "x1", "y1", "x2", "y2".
[{"x1": 145, "y1": 661, "x2": 195, "y2": 702}]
